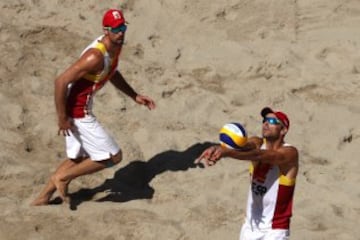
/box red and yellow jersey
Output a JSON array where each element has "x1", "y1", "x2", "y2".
[
  {"x1": 66, "y1": 35, "x2": 120, "y2": 118},
  {"x1": 245, "y1": 142, "x2": 296, "y2": 230}
]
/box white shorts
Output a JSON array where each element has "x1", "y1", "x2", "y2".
[
  {"x1": 65, "y1": 115, "x2": 120, "y2": 161},
  {"x1": 240, "y1": 221, "x2": 289, "y2": 240}
]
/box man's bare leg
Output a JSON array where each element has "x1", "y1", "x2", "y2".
[
  {"x1": 34, "y1": 151, "x2": 122, "y2": 205},
  {"x1": 31, "y1": 159, "x2": 77, "y2": 206},
  {"x1": 52, "y1": 159, "x2": 107, "y2": 202},
  {"x1": 52, "y1": 152, "x2": 122, "y2": 203}
]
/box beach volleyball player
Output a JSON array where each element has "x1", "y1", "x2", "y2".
[
  {"x1": 31, "y1": 9, "x2": 155, "y2": 205},
  {"x1": 196, "y1": 107, "x2": 299, "y2": 240}
]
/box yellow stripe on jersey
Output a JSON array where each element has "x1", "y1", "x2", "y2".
[
  {"x1": 249, "y1": 163, "x2": 254, "y2": 174},
  {"x1": 83, "y1": 42, "x2": 108, "y2": 82},
  {"x1": 95, "y1": 41, "x2": 107, "y2": 55},
  {"x1": 279, "y1": 175, "x2": 296, "y2": 186},
  {"x1": 250, "y1": 163, "x2": 295, "y2": 186}
]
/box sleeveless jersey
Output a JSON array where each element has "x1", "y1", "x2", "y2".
[
  {"x1": 244, "y1": 142, "x2": 296, "y2": 230},
  {"x1": 66, "y1": 35, "x2": 120, "y2": 118}
]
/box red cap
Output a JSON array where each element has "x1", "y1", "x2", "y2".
[
  {"x1": 102, "y1": 9, "x2": 125, "y2": 28},
  {"x1": 261, "y1": 107, "x2": 290, "y2": 129}
]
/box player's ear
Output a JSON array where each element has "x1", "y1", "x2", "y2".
[
  {"x1": 280, "y1": 127, "x2": 288, "y2": 136},
  {"x1": 103, "y1": 27, "x2": 110, "y2": 35}
]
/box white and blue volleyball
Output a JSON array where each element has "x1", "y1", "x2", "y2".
[{"x1": 219, "y1": 122, "x2": 248, "y2": 149}]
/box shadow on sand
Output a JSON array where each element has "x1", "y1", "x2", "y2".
[{"x1": 68, "y1": 142, "x2": 215, "y2": 210}]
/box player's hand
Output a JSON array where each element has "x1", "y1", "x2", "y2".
[
  {"x1": 194, "y1": 145, "x2": 223, "y2": 167},
  {"x1": 135, "y1": 94, "x2": 156, "y2": 110},
  {"x1": 57, "y1": 118, "x2": 73, "y2": 136}
]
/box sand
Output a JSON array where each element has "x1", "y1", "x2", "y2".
[{"x1": 1, "y1": 0, "x2": 359, "y2": 239}]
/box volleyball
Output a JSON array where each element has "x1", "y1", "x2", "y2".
[{"x1": 219, "y1": 122, "x2": 248, "y2": 149}]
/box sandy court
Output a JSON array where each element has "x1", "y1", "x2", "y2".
[{"x1": 0, "y1": 0, "x2": 359, "y2": 239}]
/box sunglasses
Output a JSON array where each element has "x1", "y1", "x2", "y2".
[
  {"x1": 262, "y1": 117, "x2": 282, "y2": 125},
  {"x1": 105, "y1": 24, "x2": 127, "y2": 34}
]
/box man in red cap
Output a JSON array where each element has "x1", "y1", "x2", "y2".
[
  {"x1": 196, "y1": 107, "x2": 298, "y2": 240},
  {"x1": 31, "y1": 9, "x2": 156, "y2": 206}
]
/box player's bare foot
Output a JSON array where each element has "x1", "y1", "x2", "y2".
[
  {"x1": 30, "y1": 187, "x2": 57, "y2": 206},
  {"x1": 31, "y1": 196, "x2": 50, "y2": 206}
]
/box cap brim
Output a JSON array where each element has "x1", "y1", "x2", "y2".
[{"x1": 261, "y1": 107, "x2": 274, "y2": 118}]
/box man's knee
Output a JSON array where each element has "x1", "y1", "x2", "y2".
[
  {"x1": 52, "y1": 171, "x2": 68, "y2": 182},
  {"x1": 107, "y1": 151, "x2": 122, "y2": 167}
]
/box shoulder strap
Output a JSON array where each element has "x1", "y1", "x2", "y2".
[{"x1": 82, "y1": 41, "x2": 108, "y2": 82}]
